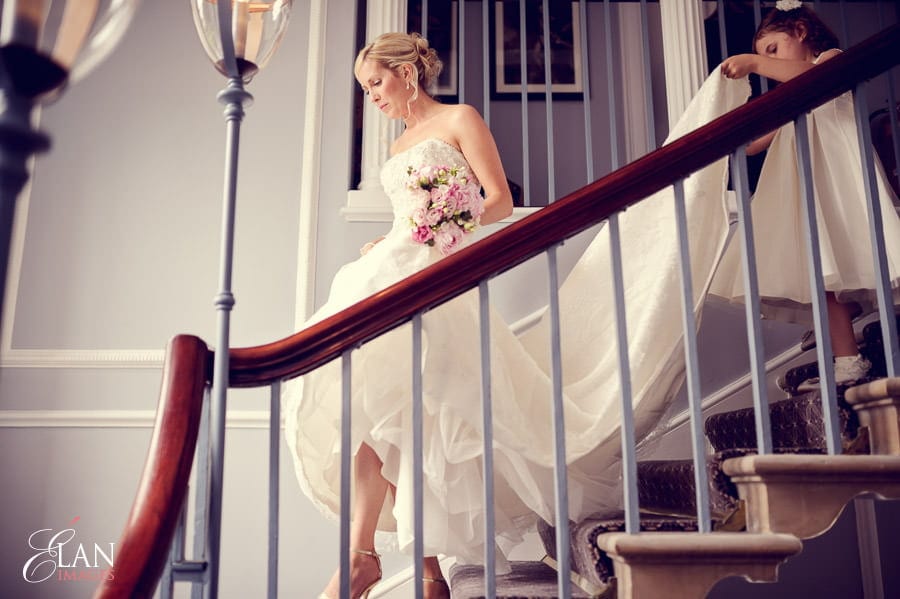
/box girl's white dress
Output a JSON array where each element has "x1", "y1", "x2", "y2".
[
  {"x1": 284, "y1": 73, "x2": 752, "y2": 569},
  {"x1": 710, "y1": 52, "x2": 900, "y2": 318}
]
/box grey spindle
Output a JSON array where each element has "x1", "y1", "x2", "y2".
[
  {"x1": 753, "y1": 0, "x2": 768, "y2": 94},
  {"x1": 578, "y1": 0, "x2": 594, "y2": 183},
  {"x1": 478, "y1": 281, "x2": 497, "y2": 599},
  {"x1": 731, "y1": 146, "x2": 773, "y2": 454},
  {"x1": 672, "y1": 180, "x2": 711, "y2": 532},
  {"x1": 412, "y1": 314, "x2": 425, "y2": 599},
  {"x1": 853, "y1": 84, "x2": 900, "y2": 376},
  {"x1": 421, "y1": 0, "x2": 428, "y2": 40},
  {"x1": 191, "y1": 388, "x2": 210, "y2": 599},
  {"x1": 604, "y1": 0, "x2": 619, "y2": 171},
  {"x1": 483, "y1": 0, "x2": 491, "y2": 125},
  {"x1": 268, "y1": 381, "x2": 281, "y2": 598},
  {"x1": 838, "y1": 0, "x2": 850, "y2": 47},
  {"x1": 542, "y1": 0, "x2": 556, "y2": 202},
  {"x1": 609, "y1": 214, "x2": 640, "y2": 532},
  {"x1": 717, "y1": 0, "x2": 727, "y2": 64},
  {"x1": 459, "y1": 0, "x2": 466, "y2": 102},
  {"x1": 546, "y1": 245, "x2": 571, "y2": 599},
  {"x1": 794, "y1": 113, "x2": 841, "y2": 454},
  {"x1": 339, "y1": 353, "x2": 353, "y2": 599},
  {"x1": 519, "y1": 0, "x2": 531, "y2": 206},
  {"x1": 638, "y1": 0, "x2": 656, "y2": 150},
  {"x1": 161, "y1": 502, "x2": 187, "y2": 598},
  {"x1": 878, "y1": 2, "x2": 900, "y2": 199}
]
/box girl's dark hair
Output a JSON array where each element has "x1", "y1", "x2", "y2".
[{"x1": 753, "y1": 5, "x2": 840, "y2": 56}]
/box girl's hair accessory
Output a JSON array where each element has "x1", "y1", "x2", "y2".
[{"x1": 775, "y1": 0, "x2": 802, "y2": 10}]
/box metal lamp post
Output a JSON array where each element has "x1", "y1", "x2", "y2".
[
  {"x1": 0, "y1": 0, "x2": 140, "y2": 341},
  {"x1": 189, "y1": 1, "x2": 291, "y2": 596}
]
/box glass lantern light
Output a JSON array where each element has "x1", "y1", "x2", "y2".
[
  {"x1": 187, "y1": 2, "x2": 291, "y2": 598},
  {"x1": 0, "y1": 0, "x2": 140, "y2": 339},
  {"x1": 191, "y1": 0, "x2": 291, "y2": 82}
]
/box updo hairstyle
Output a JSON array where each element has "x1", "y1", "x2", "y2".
[
  {"x1": 753, "y1": 5, "x2": 840, "y2": 56},
  {"x1": 355, "y1": 32, "x2": 443, "y2": 94}
]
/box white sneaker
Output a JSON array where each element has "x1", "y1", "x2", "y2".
[{"x1": 834, "y1": 354, "x2": 872, "y2": 386}]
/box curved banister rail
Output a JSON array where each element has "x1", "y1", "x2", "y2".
[
  {"x1": 94, "y1": 335, "x2": 212, "y2": 599},
  {"x1": 229, "y1": 24, "x2": 900, "y2": 388}
]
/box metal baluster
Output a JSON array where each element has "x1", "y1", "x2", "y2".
[
  {"x1": 716, "y1": 0, "x2": 727, "y2": 64},
  {"x1": 546, "y1": 245, "x2": 571, "y2": 598},
  {"x1": 604, "y1": 0, "x2": 619, "y2": 171},
  {"x1": 638, "y1": 0, "x2": 656, "y2": 150},
  {"x1": 731, "y1": 146, "x2": 773, "y2": 454},
  {"x1": 268, "y1": 380, "x2": 281, "y2": 598},
  {"x1": 878, "y1": 2, "x2": 900, "y2": 198},
  {"x1": 541, "y1": 0, "x2": 556, "y2": 202},
  {"x1": 483, "y1": 0, "x2": 491, "y2": 126},
  {"x1": 853, "y1": 84, "x2": 900, "y2": 376},
  {"x1": 458, "y1": 0, "x2": 466, "y2": 103},
  {"x1": 518, "y1": 0, "x2": 531, "y2": 206},
  {"x1": 159, "y1": 501, "x2": 187, "y2": 598},
  {"x1": 578, "y1": 0, "x2": 594, "y2": 183},
  {"x1": 192, "y1": 387, "x2": 212, "y2": 599},
  {"x1": 753, "y1": 0, "x2": 768, "y2": 94},
  {"x1": 608, "y1": 214, "x2": 640, "y2": 532},
  {"x1": 413, "y1": 314, "x2": 425, "y2": 599},
  {"x1": 422, "y1": 0, "x2": 428, "y2": 41},
  {"x1": 672, "y1": 179, "x2": 711, "y2": 532},
  {"x1": 340, "y1": 352, "x2": 353, "y2": 599},
  {"x1": 478, "y1": 281, "x2": 497, "y2": 599},
  {"x1": 794, "y1": 113, "x2": 841, "y2": 453}
]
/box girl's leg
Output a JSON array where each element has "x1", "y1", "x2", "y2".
[
  {"x1": 321, "y1": 442, "x2": 388, "y2": 598},
  {"x1": 826, "y1": 292, "x2": 858, "y2": 357},
  {"x1": 826, "y1": 293, "x2": 871, "y2": 384}
]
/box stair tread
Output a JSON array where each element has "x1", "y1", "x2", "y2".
[{"x1": 449, "y1": 560, "x2": 592, "y2": 598}]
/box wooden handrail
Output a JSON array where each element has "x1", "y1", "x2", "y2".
[
  {"x1": 94, "y1": 335, "x2": 212, "y2": 599},
  {"x1": 229, "y1": 24, "x2": 900, "y2": 388}
]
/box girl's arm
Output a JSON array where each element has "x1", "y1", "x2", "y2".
[
  {"x1": 747, "y1": 130, "x2": 778, "y2": 156},
  {"x1": 721, "y1": 48, "x2": 841, "y2": 83},
  {"x1": 449, "y1": 104, "x2": 514, "y2": 225}
]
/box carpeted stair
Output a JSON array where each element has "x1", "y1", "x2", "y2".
[{"x1": 449, "y1": 312, "x2": 897, "y2": 597}]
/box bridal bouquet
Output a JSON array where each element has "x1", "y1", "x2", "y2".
[{"x1": 406, "y1": 164, "x2": 484, "y2": 256}]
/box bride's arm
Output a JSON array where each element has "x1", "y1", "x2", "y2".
[{"x1": 451, "y1": 105, "x2": 514, "y2": 226}]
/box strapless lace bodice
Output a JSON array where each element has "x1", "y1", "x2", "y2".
[{"x1": 380, "y1": 138, "x2": 479, "y2": 226}]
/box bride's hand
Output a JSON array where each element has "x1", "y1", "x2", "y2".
[{"x1": 360, "y1": 236, "x2": 385, "y2": 255}]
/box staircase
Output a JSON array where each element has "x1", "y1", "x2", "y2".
[
  {"x1": 92, "y1": 25, "x2": 900, "y2": 599},
  {"x1": 448, "y1": 315, "x2": 900, "y2": 598}
]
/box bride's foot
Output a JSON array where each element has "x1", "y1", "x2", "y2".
[
  {"x1": 318, "y1": 548, "x2": 382, "y2": 599},
  {"x1": 423, "y1": 576, "x2": 451, "y2": 599}
]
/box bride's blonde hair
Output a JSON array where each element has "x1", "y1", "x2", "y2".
[{"x1": 355, "y1": 32, "x2": 443, "y2": 95}]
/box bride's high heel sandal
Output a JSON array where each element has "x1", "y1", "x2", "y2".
[{"x1": 318, "y1": 548, "x2": 382, "y2": 599}]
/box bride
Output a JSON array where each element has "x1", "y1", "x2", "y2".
[{"x1": 284, "y1": 31, "x2": 751, "y2": 599}]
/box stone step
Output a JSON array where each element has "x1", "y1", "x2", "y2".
[
  {"x1": 596, "y1": 531, "x2": 801, "y2": 599},
  {"x1": 723, "y1": 453, "x2": 900, "y2": 538},
  {"x1": 536, "y1": 513, "x2": 711, "y2": 593}
]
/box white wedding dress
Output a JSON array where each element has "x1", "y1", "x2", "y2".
[{"x1": 284, "y1": 72, "x2": 751, "y2": 568}]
